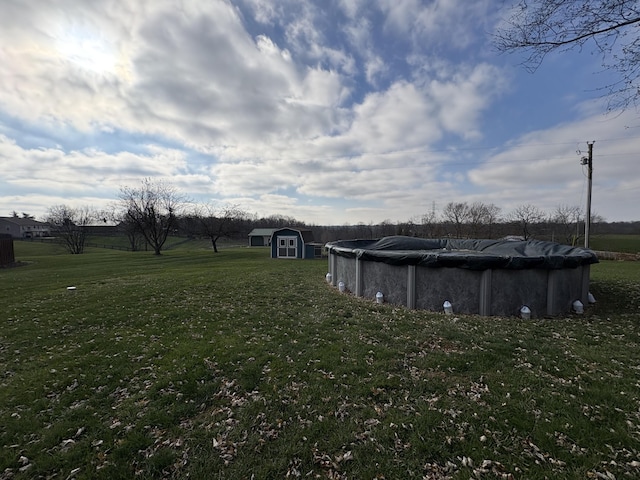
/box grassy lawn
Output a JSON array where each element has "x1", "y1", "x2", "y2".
[
  {"x1": 590, "y1": 234, "x2": 640, "y2": 254},
  {"x1": 30, "y1": 235, "x2": 246, "y2": 253},
  {"x1": 1, "y1": 242, "x2": 640, "y2": 479}
]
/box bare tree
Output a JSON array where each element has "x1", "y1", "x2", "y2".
[
  {"x1": 108, "y1": 207, "x2": 145, "y2": 251},
  {"x1": 588, "y1": 211, "x2": 606, "y2": 237},
  {"x1": 191, "y1": 204, "x2": 247, "y2": 252},
  {"x1": 118, "y1": 179, "x2": 185, "y2": 255},
  {"x1": 494, "y1": 0, "x2": 640, "y2": 111},
  {"x1": 353, "y1": 222, "x2": 374, "y2": 239},
  {"x1": 508, "y1": 204, "x2": 547, "y2": 240},
  {"x1": 442, "y1": 202, "x2": 471, "y2": 238},
  {"x1": 414, "y1": 208, "x2": 440, "y2": 238},
  {"x1": 483, "y1": 203, "x2": 502, "y2": 238},
  {"x1": 467, "y1": 202, "x2": 502, "y2": 238},
  {"x1": 261, "y1": 214, "x2": 302, "y2": 228},
  {"x1": 553, "y1": 204, "x2": 582, "y2": 245},
  {"x1": 46, "y1": 205, "x2": 95, "y2": 254},
  {"x1": 376, "y1": 219, "x2": 397, "y2": 238}
]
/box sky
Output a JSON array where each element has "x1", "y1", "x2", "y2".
[{"x1": 1, "y1": 0, "x2": 639, "y2": 225}]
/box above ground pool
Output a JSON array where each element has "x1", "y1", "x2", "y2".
[{"x1": 325, "y1": 236, "x2": 599, "y2": 317}]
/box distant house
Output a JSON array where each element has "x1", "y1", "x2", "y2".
[
  {"x1": 0, "y1": 217, "x2": 50, "y2": 239},
  {"x1": 270, "y1": 227, "x2": 323, "y2": 259},
  {"x1": 248, "y1": 228, "x2": 278, "y2": 247}
]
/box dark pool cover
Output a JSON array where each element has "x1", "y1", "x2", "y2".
[{"x1": 325, "y1": 236, "x2": 599, "y2": 270}]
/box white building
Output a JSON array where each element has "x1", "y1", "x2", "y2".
[{"x1": 0, "y1": 217, "x2": 51, "y2": 239}]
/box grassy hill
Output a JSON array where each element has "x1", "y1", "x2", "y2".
[{"x1": 1, "y1": 242, "x2": 639, "y2": 479}]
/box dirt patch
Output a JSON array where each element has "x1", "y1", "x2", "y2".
[{"x1": 594, "y1": 251, "x2": 639, "y2": 261}]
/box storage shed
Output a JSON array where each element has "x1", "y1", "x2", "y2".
[
  {"x1": 270, "y1": 228, "x2": 322, "y2": 259},
  {"x1": 248, "y1": 228, "x2": 277, "y2": 247}
]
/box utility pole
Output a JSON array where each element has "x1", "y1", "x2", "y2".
[{"x1": 580, "y1": 141, "x2": 594, "y2": 248}]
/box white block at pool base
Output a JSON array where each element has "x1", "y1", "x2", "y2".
[
  {"x1": 326, "y1": 273, "x2": 332, "y2": 283},
  {"x1": 443, "y1": 301, "x2": 453, "y2": 315},
  {"x1": 338, "y1": 281, "x2": 345, "y2": 293},
  {"x1": 376, "y1": 292, "x2": 384, "y2": 304},
  {"x1": 588, "y1": 292, "x2": 596, "y2": 304},
  {"x1": 572, "y1": 300, "x2": 584, "y2": 314},
  {"x1": 520, "y1": 305, "x2": 531, "y2": 320}
]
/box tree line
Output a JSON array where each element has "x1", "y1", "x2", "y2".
[
  {"x1": 43, "y1": 179, "x2": 305, "y2": 254},
  {"x1": 40, "y1": 179, "x2": 636, "y2": 254},
  {"x1": 315, "y1": 202, "x2": 618, "y2": 246}
]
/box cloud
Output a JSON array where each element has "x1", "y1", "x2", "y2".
[
  {"x1": 1, "y1": 134, "x2": 188, "y2": 197},
  {"x1": 0, "y1": 1, "x2": 141, "y2": 129},
  {"x1": 0, "y1": 0, "x2": 349, "y2": 150},
  {"x1": 468, "y1": 106, "x2": 640, "y2": 219},
  {"x1": 379, "y1": 0, "x2": 496, "y2": 50},
  {"x1": 205, "y1": 57, "x2": 505, "y2": 211},
  {"x1": 0, "y1": 0, "x2": 501, "y2": 154},
  {"x1": 223, "y1": 193, "x2": 341, "y2": 225}
]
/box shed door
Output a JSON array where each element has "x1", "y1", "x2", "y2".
[{"x1": 278, "y1": 236, "x2": 298, "y2": 258}]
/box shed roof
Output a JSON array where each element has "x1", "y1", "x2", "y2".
[
  {"x1": 248, "y1": 228, "x2": 278, "y2": 237},
  {"x1": 299, "y1": 229, "x2": 314, "y2": 243},
  {"x1": 271, "y1": 227, "x2": 314, "y2": 243},
  {"x1": 0, "y1": 217, "x2": 49, "y2": 227}
]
